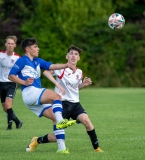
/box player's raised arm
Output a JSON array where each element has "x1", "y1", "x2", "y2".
[
  {"x1": 43, "y1": 70, "x2": 65, "y2": 95},
  {"x1": 49, "y1": 63, "x2": 76, "y2": 73},
  {"x1": 78, "y1": 77, "x2": 92, "y2": 90}
]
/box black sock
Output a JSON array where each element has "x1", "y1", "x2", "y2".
[
  {"x1": 37, "y1": 134, "x2": 50, "y2": 144},
  {"x1": 12, "y1": 111, "x2": 20, "y2": 125},
  {"x1": 87, "y1": 129, "x2": 99, "y2": 149},
  {"x1": 7, "y1": 108, "x2": 13, "y2": 129}
]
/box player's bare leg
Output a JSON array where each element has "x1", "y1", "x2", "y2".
[{"x1": 41, "y1": 89, "x2": 76, "y2": 129}]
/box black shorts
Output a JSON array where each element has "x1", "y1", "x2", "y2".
[
  {"x1": 0, "y1": 82, "x2": 17, "y2": 103},
  {"x1": 62, "y1": 101, "x2": 87, "y2": 121}
]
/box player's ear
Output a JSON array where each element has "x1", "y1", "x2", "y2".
[
  {"x1": 25, "y1": 46, "x2": 30, "y2": 52},
  {"x1": 78, "y1": 56, "x2": 80, "y2": 61},
  {"x1": 5, "y1": 42, "x2": 7, "y2": 47},
  {"x1": 66, "y1": 54, "x2": 68, "y2": 60}
]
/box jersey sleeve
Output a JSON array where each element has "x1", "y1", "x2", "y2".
[
  {"x1": 9, "y1": 58, "x2": 25, "y2": 76},
  {"x1": 38, "y1": 58, "x2": 52, "y2": 70},
  {"x1": 53, "y1": 69, "x2": 64, "y2": 76}
]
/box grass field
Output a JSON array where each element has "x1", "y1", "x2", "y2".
[{"x1": 0, "y1": 88, "x2": 145, "y2": 160}]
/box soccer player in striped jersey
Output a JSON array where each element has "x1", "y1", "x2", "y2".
[
  {"x1": 43, "y1": 45, "x2": 103, "y2": 152},
  {"x1": 8, "y1": 38, "x2": 76, "y2": 154},
  {"x1": 0, "y1": 35, "x2": 23, "y2": 130}
]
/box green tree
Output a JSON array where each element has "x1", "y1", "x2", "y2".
[
  {"x1": 1, "y1": 0, "x2": 145, "y2": 87},
  {"x1": 0, "y1": 0, "x2": 35, "y2": 53}
]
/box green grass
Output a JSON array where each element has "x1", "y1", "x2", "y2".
[{"x1": 0, "y1": 88, "x2": 145, "y2": 160}]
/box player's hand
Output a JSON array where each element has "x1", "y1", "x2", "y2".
[
  {"x1": 82, "y1": 77, "x2": 92, "y2": 87},
  {"x1": 67, "y1": 63, "x2": 76, "y2": 73},
  {"x1": 55, "y1": 83, "x2": 65, "y2": 95},
  {"x1": 24, "y1": 77, "x2": 34, "y2": 86}
]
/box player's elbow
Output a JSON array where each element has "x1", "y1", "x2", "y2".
[
  {"x1": 43, "y1": 70, "x2": 47, "y2": 76},
  {"x1": 43, "y1": 70, "x2": 53, "y2": 76}
]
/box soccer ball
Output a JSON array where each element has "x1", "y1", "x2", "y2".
[{"x1": 108, "y1": 13, "x2": 125, "y2": 30}]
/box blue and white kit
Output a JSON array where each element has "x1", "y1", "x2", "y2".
[{"x1": 9, "y1": 55, "x2": 52, "y2": 117}]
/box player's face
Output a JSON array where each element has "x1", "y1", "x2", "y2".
[
  {"x1": 5, "y1": 39, "x2": 16, "y2": 53},
  {"x1": 26, "y1": 44, "x2": 40, "y2": 57},
  {"x1": 66, "y1": 50, "x2": 80, "y2": 65}
]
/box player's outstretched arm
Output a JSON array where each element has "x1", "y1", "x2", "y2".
[
  {"x1": 78, "y1": 77, "x2": 92, "y2": 90},
  {"x1": 49, "y1": 63, "x2": 76, "y2": 73},
  {"x1": 43, "y1": 70, "x2": 65, "y2": 95}
]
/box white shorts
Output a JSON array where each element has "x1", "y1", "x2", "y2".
[{"x1": 22, "y1": 86, "x2": 51, "y2": 117}]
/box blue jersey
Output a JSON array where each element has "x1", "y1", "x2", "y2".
[{"x1": 9, "y1": 55, "x2": 52, "y2": 90}]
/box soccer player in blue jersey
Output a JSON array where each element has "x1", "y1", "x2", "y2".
[{"x1": 8, "y1": 38, "x2": 76, "y2": 154}]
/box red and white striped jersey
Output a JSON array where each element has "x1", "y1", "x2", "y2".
[
  {"x1": 54, "y1": 68, "x2": 83, "y2": 103},
  {"x1": 0, "y1": 50, "x2": 20, "y2": 82}
]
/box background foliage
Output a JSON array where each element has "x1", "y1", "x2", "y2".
[{"x1": 0, "y1": 0, "x2": 145, "y2": 87}]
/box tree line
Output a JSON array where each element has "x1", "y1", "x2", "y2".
[{"x1": 0, "y1": 0, "x2": 145, "y2": 87}]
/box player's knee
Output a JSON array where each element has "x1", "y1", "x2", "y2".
[
  {"x1": 54, "y1": 94, "x2": 61, "y2": 100},
  {"x1": 5, "y1": 98, "x2": 12, "y2": 108},
  {"x1": 83, "y1": 117, "x2": 93, "y2": 129},
  {"x1": 84, "y1": 118, "x2": 90, "y2": 125}
]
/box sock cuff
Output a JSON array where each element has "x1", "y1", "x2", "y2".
[
  {"x1": 52, "y1": 100, "x2": 62, "y2": 105},
  {"x1": 7, "y1": 108, "x2": 13, "y2": 113},
  {"x1": 87, "y1": 128, "x2": 95, "y2": 135},
  {"x1": 37, "y1": 134, "x2": 49, "y2": 144}
]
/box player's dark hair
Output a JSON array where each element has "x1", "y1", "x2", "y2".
[
  {"x1": 67, "y1": 45, "x2": 82, "y2": 54},
  {"x1": 21, "y1": 38, "x2": 38, "y2": 52}
]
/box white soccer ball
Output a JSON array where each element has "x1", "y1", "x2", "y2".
[{"x1": 108, "y1": 13, "x2": 125, "y2": 30}]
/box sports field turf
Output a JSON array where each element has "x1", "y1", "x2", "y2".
[{"x1": 0, "y1": 88, "x2": 145, "y2": 160}]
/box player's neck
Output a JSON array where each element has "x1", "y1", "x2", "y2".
[
  {"x1": 68, "y1": 62, "x2": 77, "y2": 66},
  {"x1": 6, "y1": 51, "x2": 13, "y2": 56},
  {"x1": 25, "y1": 53, "x2": 34, "y2": 61}
]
